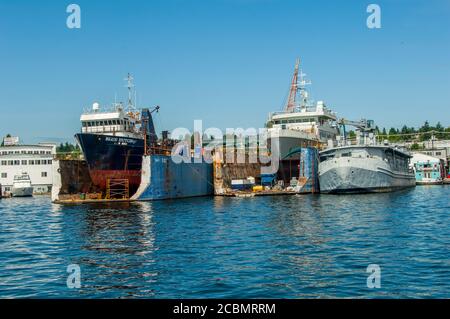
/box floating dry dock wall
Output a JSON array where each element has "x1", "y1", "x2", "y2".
[
  {"x1": 213, "y1": 147, "x2": 319, "y2": 196},
  {"x1": 132, "y1": 155, "x2": 213, "y2": 200},
  {"x1": 52, "y1": 155, "x2": 214, "y2": 203},
  {"x1": 51, "y1": 159, "x2": 102, "y2": 202}
]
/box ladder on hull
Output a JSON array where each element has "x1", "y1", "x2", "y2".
[{"x1": 106, "y1": 179, "x2": 129, "y2": 199}]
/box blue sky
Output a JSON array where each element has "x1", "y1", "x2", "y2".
[{"x1": 0, "y1": 0, "x2": 449, "y2": 143}]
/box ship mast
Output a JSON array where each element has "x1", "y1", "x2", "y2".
[
  {"x1": 285, "y1": 58, "x2": 299, "y2": 112},
  {"x1": 285, "y1": 58, "x2": 311, "y2": 112},
  {"x1": 125, "y1": 73, "x2": 135, "y2": 112}
]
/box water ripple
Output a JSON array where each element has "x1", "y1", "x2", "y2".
[{"x1": 0, "y1": 186, "x2": 449, "y2": 298}]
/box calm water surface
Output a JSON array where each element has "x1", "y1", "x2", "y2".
[{"x1": 0, "y1": 186, "x2": 449, "y2": 298}]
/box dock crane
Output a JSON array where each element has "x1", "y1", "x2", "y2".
[{"x1": 337, "y1": 118, "x2": 376, "y2": 144}]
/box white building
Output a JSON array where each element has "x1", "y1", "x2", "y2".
[{"x1": 0, "y1": 141, "x2": 57, "y2": 194}]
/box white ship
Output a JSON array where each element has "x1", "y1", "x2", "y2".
[
  {"x1": 318, "y1": 129, "x2": 416, "y2": 193},
  {"x1": 266, "y1": 59, "x2": 339, "y2": 159},
  {"x1": 11, "y1": 172, "x2": 34, "y2": 197}
]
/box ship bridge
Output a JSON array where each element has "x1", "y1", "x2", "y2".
[{"x1": 80, "y1": 104, "x2": 141, "y2": 138}]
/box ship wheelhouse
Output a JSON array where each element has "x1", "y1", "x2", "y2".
[
  {"x1": 267, "y1": 101, "x2": 339, "y2": 142},
  {"x1": 80, "y1": 104, "x2": 142, "y2": 139}
]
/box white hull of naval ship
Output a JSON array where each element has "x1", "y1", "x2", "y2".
[
  {"x1": 268, "y1": 128, "x2": 319, "y2": 159},
  {"x1": 319, "y1": 145, "x2": 416, "y2": 194}
]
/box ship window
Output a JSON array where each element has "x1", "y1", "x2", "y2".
[{"x1": 341, "y1": 152, "x2": 352, "y2": 157}]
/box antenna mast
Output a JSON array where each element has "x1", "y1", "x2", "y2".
[
  {"x1": 285, "y1": 58, "x2": 312, "y2": 112},
  {"x1": 125, "y1": 73, "x2": 135, "y2": 112},
  {"x1": 298, "y1": 66, "x2": 311, "y2": 111}
]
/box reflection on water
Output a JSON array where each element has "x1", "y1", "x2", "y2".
[{"x1": 0, "y1": 186, "x2": 449, "y2": 298}]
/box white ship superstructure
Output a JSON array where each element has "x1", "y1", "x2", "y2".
[
  {"x1": 79, "y1": 74, "x2": 148, "y2": 139},
  {"x1": 266, "y1": 59, "x2": 339, "y2": 159}
]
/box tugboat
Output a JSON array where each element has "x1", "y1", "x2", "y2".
[
  {"x1": 75, "y1": 74, "x2": 161, "y2": 196},
  {"x1": 11, "y1": 172, "x2": 34, "y2": 197}
]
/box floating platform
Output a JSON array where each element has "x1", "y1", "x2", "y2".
[
  {"x1": 52, "y1": 155, "x2": 213, "y2": 203},
  {"x1": 212, "y1": 147, "x2": 320, "y2": 196},
  {"x1": 217, "y1": 190, "x2": 298, "y2": 197},
  {"x1": 132, "y1": 155, "x2": 213, "y2": 200}
]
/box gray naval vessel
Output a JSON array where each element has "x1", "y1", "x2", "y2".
[{"x1": 318, "y1": 120, "x2": 416, "y2": 194}]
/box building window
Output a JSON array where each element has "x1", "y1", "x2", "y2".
[
  {"x1": 1, "y1": 173, "x2": 6, "y2": 178},
  {"x1": 41, "y1": 172, "x2": 48, "y2": 177},
  {"x1": 21, "y1": 160, "x2": 27, "y2": 165},
  {"x1": 48, "y1": 160, "x2": 52, "y2": 165},
  {"x1": 0, "y1": 161, "x2": 6, "y2": 165},
  {"x1": 436, "y1": 152, "x2": 441, "y2": 156},
  {"x1": 35, "y1": 160, "x2": 41, "y2": 165},
  {"x1": 29, "y1": 160, "x2": 34, "y2": 165}
]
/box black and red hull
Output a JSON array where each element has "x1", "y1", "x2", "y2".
[{"x1": 75, "y1": 133, "x2": 145, "y2": 195}]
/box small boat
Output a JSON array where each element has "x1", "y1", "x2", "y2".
[{"x1": 11, "y1": 173, "x2": 34, "y2": 197}]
